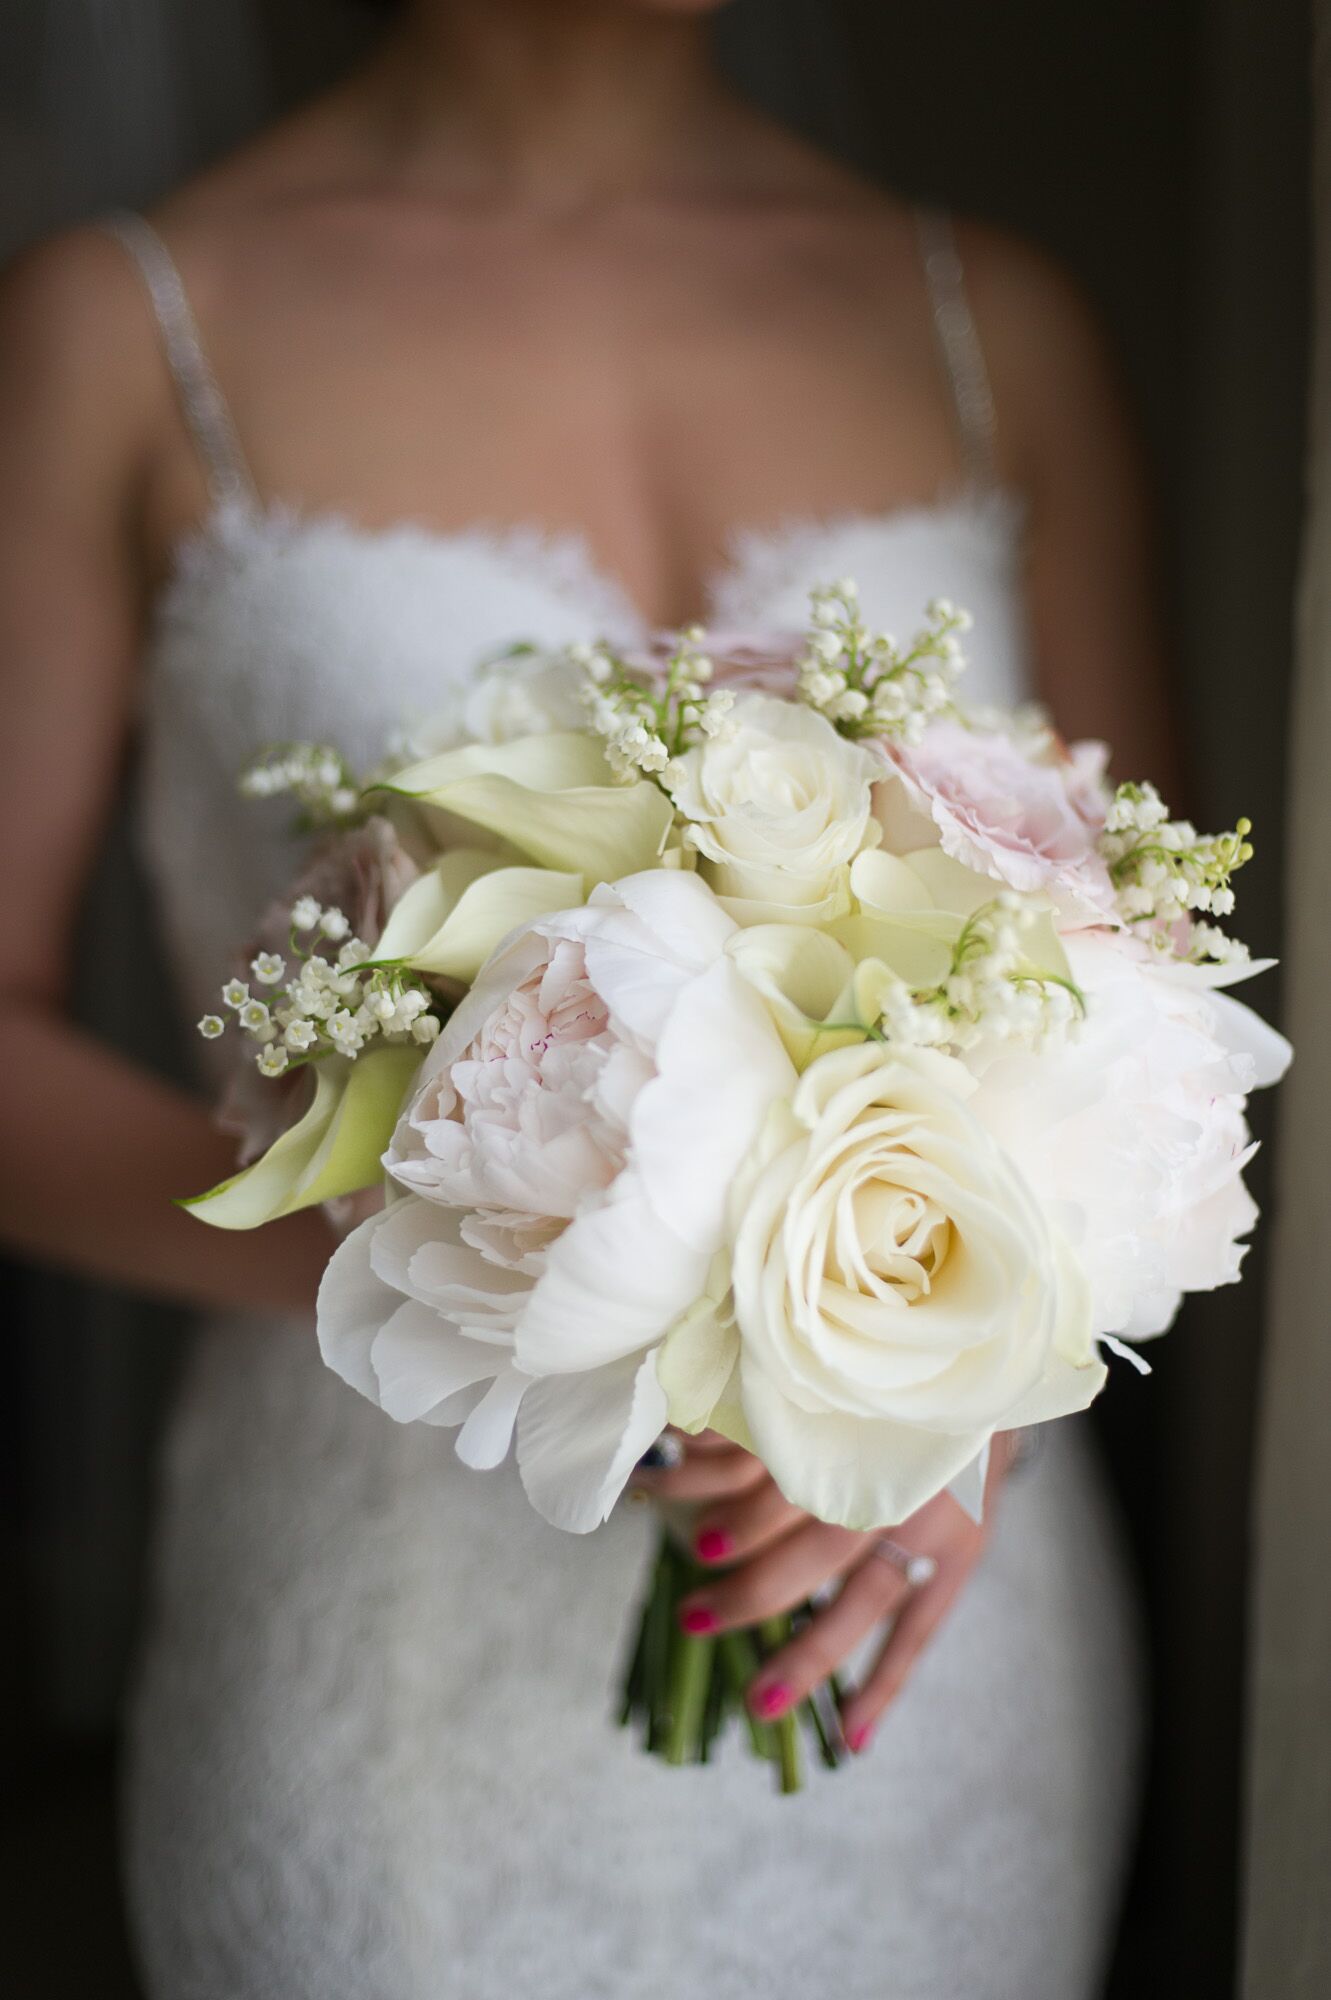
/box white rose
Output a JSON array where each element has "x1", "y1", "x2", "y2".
[
  {"x1": 974, "y1": 929, "x2": 1291, "y2": 1338},
  {"x1": 669, "y1": 693, "x2": 881, "y2": 924},
  {"x1": 399, "y1": 648, "x2": 586, "y2": 762},
  {"x1": 725, "y1": 1041, "x2": 1103, "y2": 1529},
  {"x1": 317, "y1": 871, "x2": 795, "y2": 1532}
]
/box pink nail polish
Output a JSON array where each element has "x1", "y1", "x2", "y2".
[
  {"x1": 751, "y1": 1681, "x2": 794, "y2": 1720},
  {"x1": 845, "y1": 1722, "x2": 875, "y2": 1755},
  {"x1": 695, "y1": 1528, "x2": 733, "y2": 1564},
  {"x1": 680, "y1": 1606, "x2": 718, "y2": 1636}
]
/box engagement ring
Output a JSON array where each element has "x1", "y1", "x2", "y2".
[{"x1": 870, "y1": 1538, "x2": 938, "y2": 1589}]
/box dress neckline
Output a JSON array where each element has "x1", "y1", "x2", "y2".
[{"x1": 163, "y1": 482, "x2": 1028, "y2": 639}]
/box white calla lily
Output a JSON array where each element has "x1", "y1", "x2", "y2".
[
  {"x1": 373, "y1": 731, "x2": 675, "y2": 884},
  {"x1": 370, "y1": 847, "x2": 585, "y2": 983},
  {"x1": 184, "y1": 1044, "x2": 423, "y2": 1230}
]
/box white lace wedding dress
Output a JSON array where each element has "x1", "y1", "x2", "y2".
[{"x1": 112, "y1": 212, "x2": 1143, "y2": 2000}]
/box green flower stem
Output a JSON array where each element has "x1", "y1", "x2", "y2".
[
  {"x1": 803, "y1": 1691, "x2": 841, "y2": 1771},
  {"x1": 698, "y1": 1648, "x2": 727, "y2": 1765},
  {"x1": 618, "y1": 1527, "x2": 839, "y2": 1794},
  {"x1": 643, "y1": 1537, "x2": 679, "y2": 1755},
  {"x1": 759, "y1": 1616, "x2": 803, "y2": 1796},
  {"x1": 717, "y1": 1629, "x2": 776, "y2": 1761},
  {"x1": 665, "y1": 1629, "x2": 716, "y2": 1766}
]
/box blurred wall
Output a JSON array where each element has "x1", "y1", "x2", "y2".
[{"x1": 1244, "y1": 5, "x2": 1331, "y2": 1995}]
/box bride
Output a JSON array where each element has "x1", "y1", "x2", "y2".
[{"x1": 0, "y1": 1, "x2": 1163, "y2": 1993}]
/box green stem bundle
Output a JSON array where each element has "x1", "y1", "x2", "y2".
[{"x1": 618, "y1": 1527, "x2": 846, "y2": 1795}]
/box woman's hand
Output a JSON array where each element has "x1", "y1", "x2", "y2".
[{"x1": 631, "y1": 1431, "x2": 1010, "y2": 1755}]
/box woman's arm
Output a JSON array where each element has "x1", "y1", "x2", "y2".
[{"x1": 0, "y1": 231, "x2": 330, "y2": 1314}]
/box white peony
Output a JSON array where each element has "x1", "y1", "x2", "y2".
[
  {"x1": 973, "y1": 929, "x2": 1292, "y2": 1338},
  {"x1": 317, "y1": 871, "x2": 795, "y2": 1531},
  {"x1": 723, "y1": 1040, "x2": 1103, "y2": 1530},
  {"x1": 669, "y1": 693, "x2": 882, "y2": 923}
]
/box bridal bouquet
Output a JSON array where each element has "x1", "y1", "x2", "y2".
[{"x1": 187, "y1": 582, "x2": 1288, "y2": 1789}]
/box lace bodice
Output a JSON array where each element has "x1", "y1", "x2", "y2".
[{"x1": 137, "y1": 488, "x2": 1030, "y2": 1046}]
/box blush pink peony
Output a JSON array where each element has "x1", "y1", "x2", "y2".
[{"x1": 317, "y1": 870, "x2": 795, "y2": 1531}]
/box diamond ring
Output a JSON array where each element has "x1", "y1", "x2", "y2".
[{"x1": 870, "y1": 1537, "x2": 938, "y2": 1589}]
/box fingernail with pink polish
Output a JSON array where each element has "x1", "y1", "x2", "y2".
[
  {"x1": 751, "y1": 1681, "x2": 794, "y2": 1720},
  {"x1": 845, "y1": 1722, "x2": 875, "y2": 1755},
  {"x1": 680, "y1": 1605, "x2": 719, "y2": 1636},
  {"x1": 695, "y1": 1528, "x2": 733, "y2": 1564}
]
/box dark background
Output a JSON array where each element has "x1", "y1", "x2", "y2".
[{"x1": 0, "y1": 1, "x2": 1311, "y2": 1993}]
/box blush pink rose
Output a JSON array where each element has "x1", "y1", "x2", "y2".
[{"x1": 878, "y1": 721, "x2": 1116, "y2": 922}]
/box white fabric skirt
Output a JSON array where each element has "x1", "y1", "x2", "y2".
[{"x1": 124, "y1": 1312, "x2": 1143, "y2": 2000}]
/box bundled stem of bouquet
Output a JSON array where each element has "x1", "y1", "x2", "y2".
[{"x1": 619, "y1": 1524, "x2": 843, "y2": 1793}]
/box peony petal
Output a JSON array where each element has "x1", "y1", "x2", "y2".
[
  {"x1": 316, "y1": 1207, "x2": 397, "y2": 1403},
  {"x1": 366, "y1": 1198, "x2": 533, "y2": 1337},
  {"x1": 367, "y1": 1196, "x2": 462, "y2": 1307},
  {"x1": 517, "y1": 1348, "x2": 668, "y2": 1532},
  {"x1": 1199, "y1": 989, "x2": 1293, "y2": 1089},
  {"x1": 578, "y1": 871, "x2": 734, "y2": 1044},
  {"x1": 632, "y1": 957, "x2": 795, "y2": 1254},
  {"x1": 514, "y1": 1170, "x2": 709, "y2": 1376},
  {"x1": 607, "y1": 869, "x2": 737, "y2": 968},
  {"x1": 371, "y1": 1298, "x2": 509, "y2": 1423},
  {"x1": 455, "y1": 1365, "x2": 530, "y2": 1469}
]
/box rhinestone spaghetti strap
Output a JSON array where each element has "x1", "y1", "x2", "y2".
[
  {"x1": 915, "y1": 208, "x2": 1001, "y2": 492},
  {"x1": 102, "y1": 212, "x2": 258, "y2": 511}
]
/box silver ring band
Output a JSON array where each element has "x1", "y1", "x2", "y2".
[{"x1": 870, "y1": 1537, "x2": 938, "y2": 1589}]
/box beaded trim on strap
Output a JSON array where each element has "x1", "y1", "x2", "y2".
[
  {"x1": 102, "y1": 211, "x2": 258, "y2": 511},
  {"x1": 915, "y1": 208, "x2": 1001, "y2": 492}
]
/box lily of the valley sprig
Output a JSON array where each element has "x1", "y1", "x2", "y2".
[
  {"x1": 198, "y1": 896, "x2": 441, "y2": 1074},
  {"x1": 1100, "y1": 779, "x2": 1254, "y2": 967}
]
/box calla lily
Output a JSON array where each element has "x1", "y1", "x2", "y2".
[
  {"x1": 183, "y1": 1044, "x2": 423, "y2": 1229},
  {"x1": 727, "y1": 924, "x2": 884, "y2": 1070},
  {"x1": 833, "y1": 847, "x2": 1071, "y2": 991},
  {"x1": 370, "y1": 847, "x2": 585, "y2": 984},
  {"x1": 371, "y1": 731, "x2": 675, "y2": 884}
]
